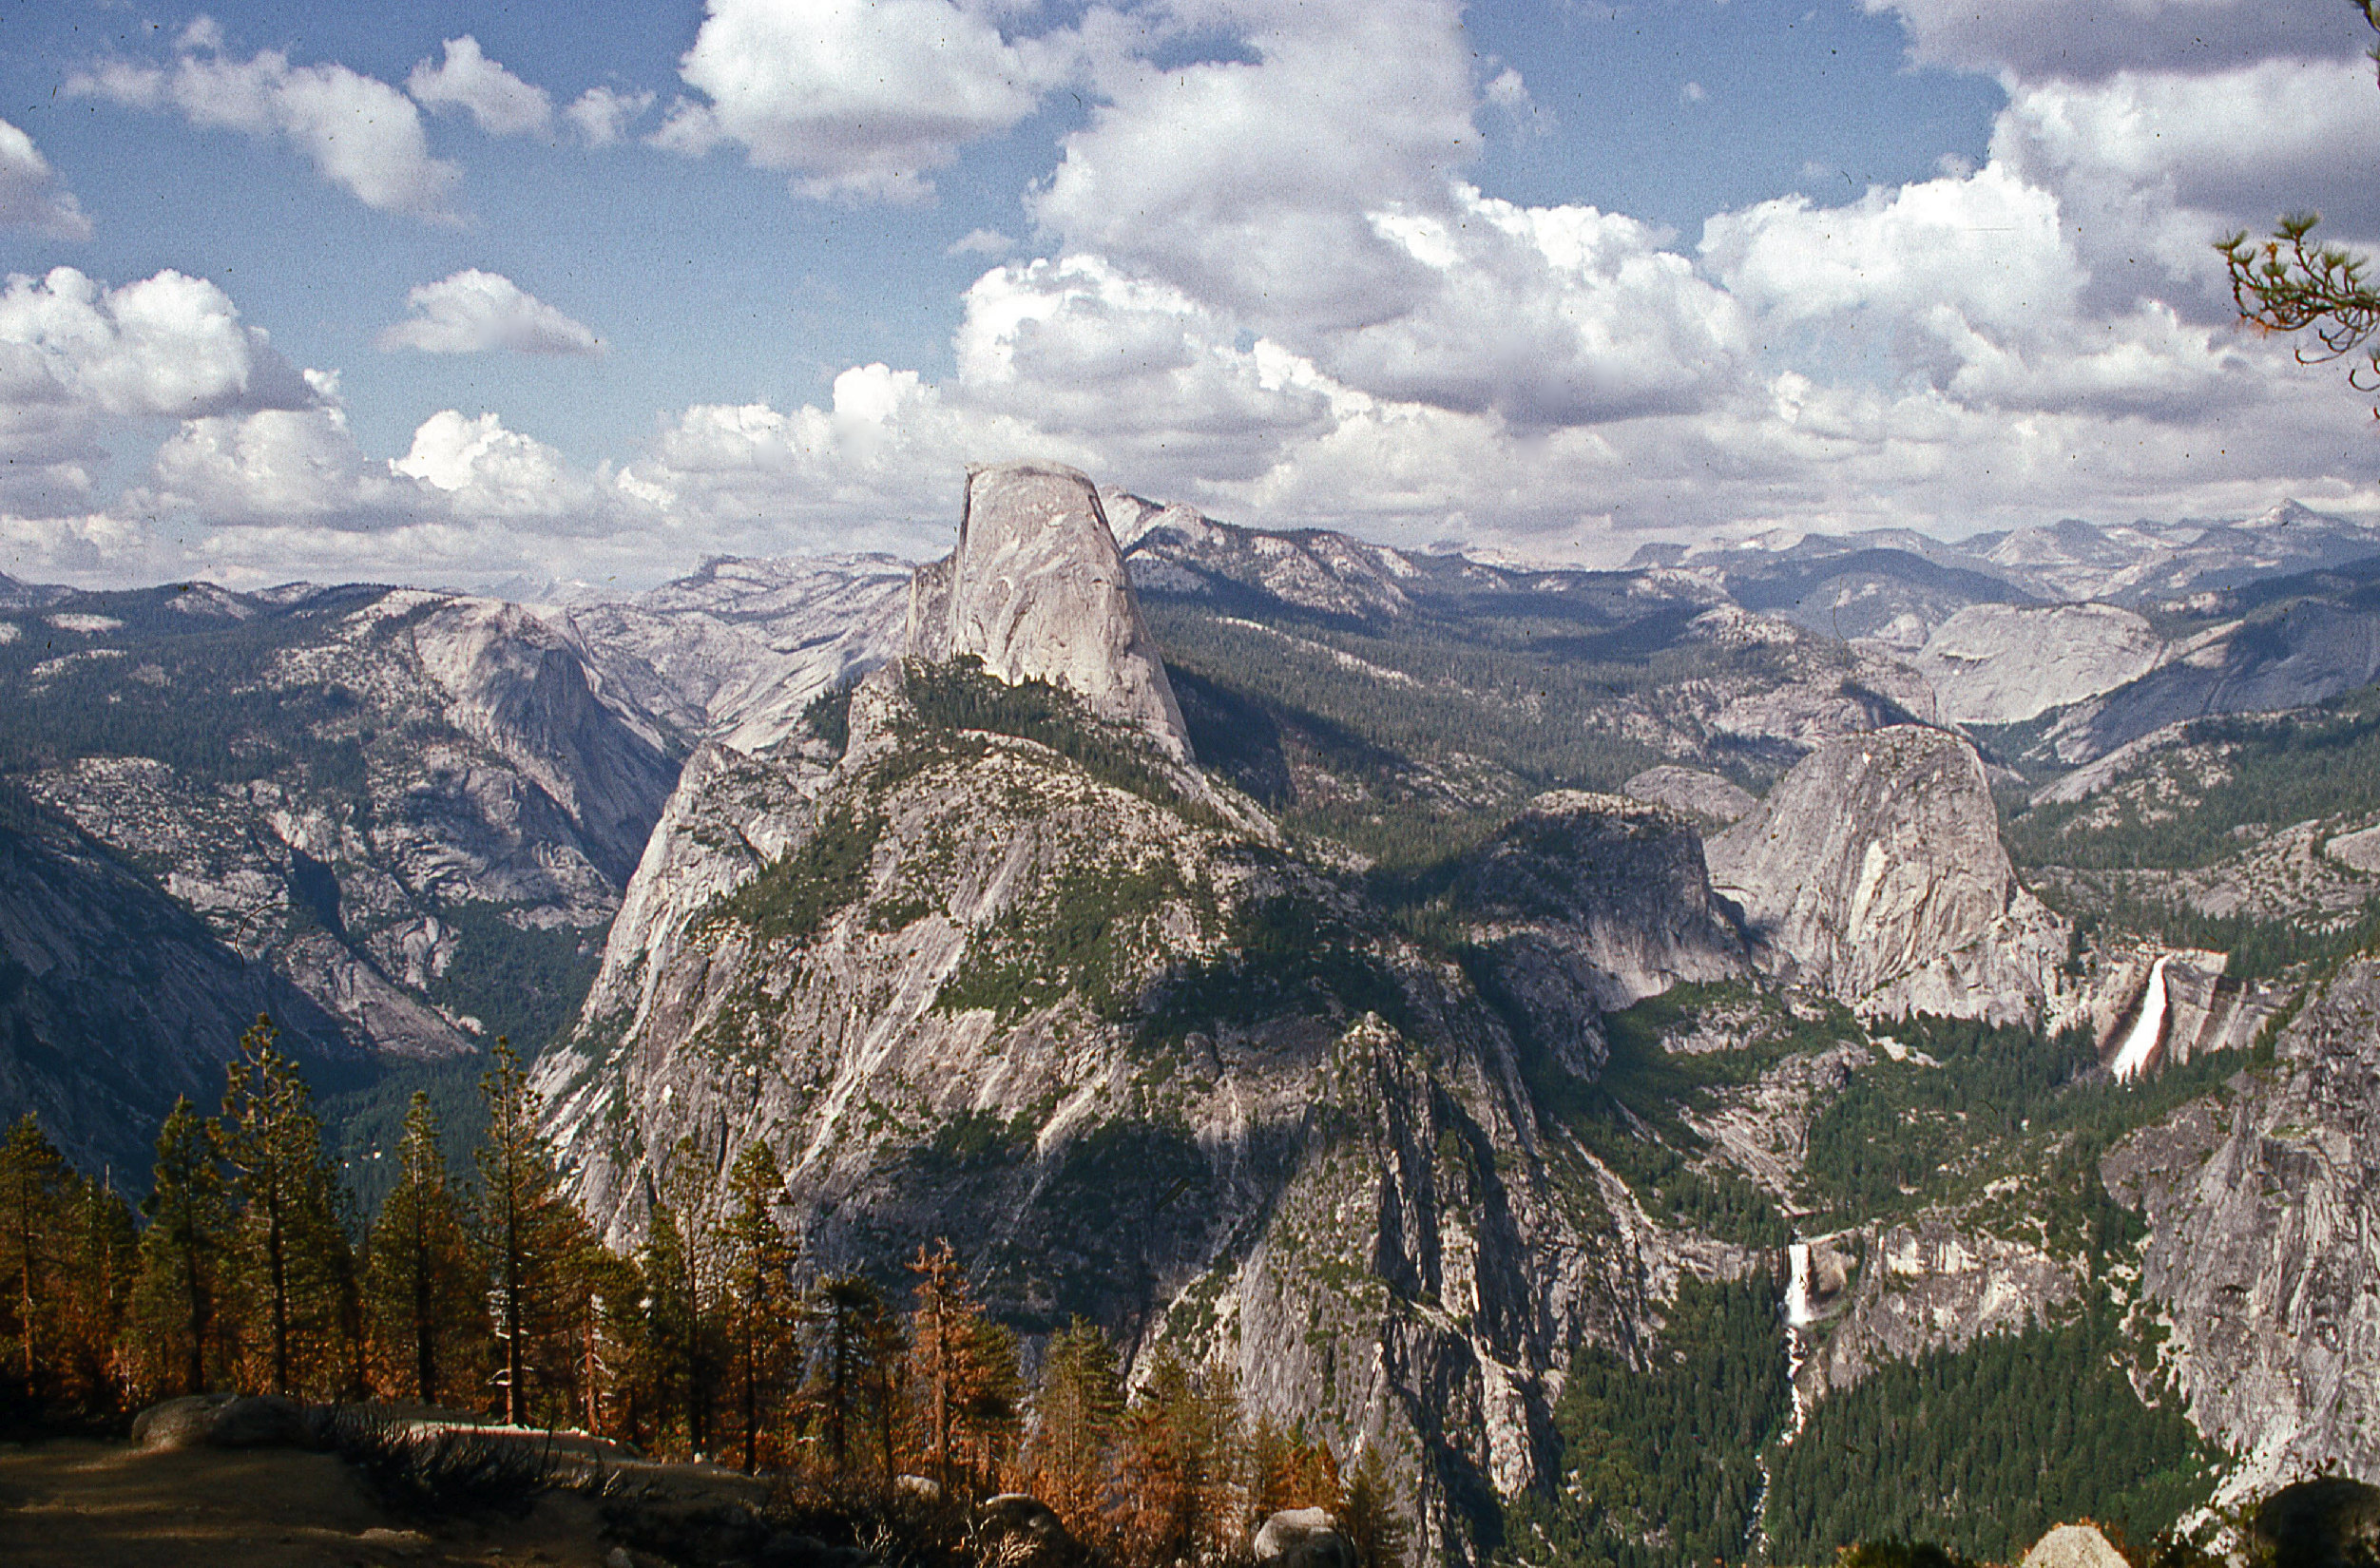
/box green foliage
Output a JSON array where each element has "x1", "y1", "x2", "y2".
[
  {"x1": 2050, "y1": 885, "x2": 2380, "y2": 985},
  {"x1": 936, "y1": 856, "x2": 1195, "y2": 1024},
  {"x1": 2221, "y1": 210, "x2": 2380, "y2": 409},
  {"x1": 0, "y1": 592, "x2": 396, "y2": 788},
  {"x1": 1511, "y1": 985, "x2": 1828, "y2": 1249},
  {"x1": 318, "y1": 1053, "x2": 489, "y2": 1221},
  {"x1": 1765, "y1": 1305, "x2": 2217, "y2": 1564},
  {"x1": 2003, "y1": 691, "x2": 2380, "y2": 875},
  {"x1": 804, "y1": 680, "x2": 855, "y2": 755},
  {"x1": 419, "y1": 903, "x2": 607, "y2": 1055},
  {"x1": 1138, "y1": 891, "x2": 1411, "y2": 1047},
  {"x1": 708, "y1": 805, "x2": 885, "y2": 947},
  {"x1": 899, "y1": 656, "x2": 1193, "y2": 812},
  {"x1": 1797, "y1": 1011, "x2": 2254, "y2": 1232},
  {"x1": 1143, "y1": 600, "x2": 1790, "y2": 868},
  {"x1": 1505, "y1": 1276, "x2": 1787, "y2": 1568}
]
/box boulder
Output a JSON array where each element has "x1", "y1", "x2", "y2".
[
  {"x1": 1253, "y1": 1506, "x2": 1356, "y2": 1568},
  {"x1": 976, "y1": 1492, "x2": 1078, "y2": 1567},
  {"x1": 131, "y1": 1392, "x2": 310, "y2": 1451},
  {"x1": 2018, "y1": 1523, "x2": 2130, "y2": 1568}
]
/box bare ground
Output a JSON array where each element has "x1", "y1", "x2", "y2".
[{"x1": 0, "y1": 1438, "x2": 625, "y2": 1568}]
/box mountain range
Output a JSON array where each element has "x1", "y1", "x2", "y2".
[{"x1": 9, "y1": 476, "x2": 2380, "y2": 1561}]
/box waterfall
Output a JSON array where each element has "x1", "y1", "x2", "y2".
[
  {"x1": 2110, "y1": 953, "x2": 2171, "y2": 1083},
  {"x1": 1785, "y1": 1242, "x2": 1814, "y2": 1327}
]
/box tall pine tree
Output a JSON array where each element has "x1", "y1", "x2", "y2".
[
  {"x1": 0, "y1": 1114, "x2": 67, "y2": 1409},
  {"x1": 1027, "y1": 1316, "x2": 1123, "y2": 1542},
  {"x1": 136, "y1": 1098, "x2": 236, "y2": 1396},
  {"x1": 476, "y1": 1037, "x2": 573, "y2": 1425},
  {"x1": 219, "y1": 1016, "x2": 351, "y2": 1397},
  {"x1": 364, "y1": 1091, "x2": 482, "y2": 1406},
  {"x1": 721, "y1": 1141, "x2": 797, "y2": 1473}
]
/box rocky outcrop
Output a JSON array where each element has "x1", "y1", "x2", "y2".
[
  {"x1": 913, "y1": 463, "x2": 1193, "y2": 762},
  {"x1": 1452, "y1": 792, "x2": 1748, "y2": 1069},
  {"x1": 534, "y1": 470, "x2": 1693, "y2": 1561},
  {"x1": 1705, "y1": 726, "x2": 2066, "y2": 1023},
  {"x1": 1913, "y1": 602, "x2": 2167, "y2": 725},
  {"x1": 1, "y1": 581, "x2": 683, "y2": 1080},
  {"x1": 1621, "y1": 765, "x2": 1756, "y2": 827},
  {"x1": 2102, "y1": 958, "x2": 2380, "y2": 1502},
  {"x1": 2045, "y1": 594, "x2": 2380, "y2": 764},
  {"x1": 1800, "y1": 1216, "x2": 2080, "y2": 1399},
  {"x1": 563, "y1": 554, "x2": 913, "y2": 754}
]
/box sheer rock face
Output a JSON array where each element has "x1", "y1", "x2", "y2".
[
  {"x1": 1452, "y1": 792, "x2": 1749, "y2": 1074},
  {"x1": 0, "y1": 801, "x2": 358, "y2": 1178},
  {"x1": 912, "y1": 463, "x2": 1194, "y2": 761},
  {"x1": 2103, "y1": 958, "x2": 2380, "y2": 1503},
  {"x1": 1705, "y1": 726, "x2": 2066, "y2": 1023}
]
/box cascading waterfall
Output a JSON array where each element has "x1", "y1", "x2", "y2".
[
  {"x1": 1752, "y1": 1239, "x2": 1818, "y2": 1554},
  {"x1": 1783, "y1": 1241, "x2": 1814, "y2": 1441},
  {"x1": 2110, "y1": 953, "x2": 2172, "y2": 1083}
]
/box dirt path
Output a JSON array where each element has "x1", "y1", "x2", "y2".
[{"x1": 0, "y1": 1439, "x2": 623, "y2": 1568}]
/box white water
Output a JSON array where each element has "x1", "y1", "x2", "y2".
[
  {"x1": 1753, "y1": 1242, "x2": 1817, "y2": 1552},
  {"x1": 1781, "y1": 1242, "x2": 1813, "y2": 1444},
  {"x1": 2110, "y1": 953, "x2": 2172, "y2": 1083}
]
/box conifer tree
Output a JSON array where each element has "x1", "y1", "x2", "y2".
[
  {"x1": 0, "y1": 1114, "x2": 67, "y2": 1407},
  {"x1": 137, "y1": 1098, "x2": 236, "y2": 1395},
  {"x1": 807, "y1": 1271, "x2": 899, "y2": 1487},
  {"x1": 721, "y1": 1141, "x2": 797, "y2": 1473},
  {"x1": 561, "y1": 1233, "x2": 643, "y2": 1440},
  {"x1": 1339, "y1": 1442, "x2": 1411, "y2": 1568},
  {"x1": 364, "y1": 1091, "x2": 481, "y2": 1406},
  {"x1": 1118, "y1": 1348, "x2": 1244, "y2": 1566},
  {"x1": 643, "y1": 1139, "x2": 724, "y2": 1458},
  {"x1": 1027, "y1": 1316, "x2": 1123, "y2": 1540},
  {"x1": 55, "y1": 1170, "x2": 137, "y2": 1411},
  {"x1": 476, "y1": 1037, "x2": 572, "y2": 1425},
  {"x1": 907, "y1": 1237, "x2": 981, "y2": 1492},
  {"x1": 219, "y1": 1016, "x2": 351, "y2": 1397}
]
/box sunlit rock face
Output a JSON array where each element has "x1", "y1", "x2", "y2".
[
  {"x1": 1705, "y1": 725, "x2": 2066, "y2": 1023},
  {"x1": 910, "y1": 462, "x2": 1194, "y2": 762}
]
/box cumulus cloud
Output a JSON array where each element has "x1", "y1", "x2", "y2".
[
  {"x1": 951, "y1": 255, "x2": 1339, "y2": 482},
  {"x1": 406, "y1": 36, "x2": 553, "y2": 138},
  {"x1": 1866, "y1": 0, "x2": 2366, "y2": 82},
  {"x1": 656, "y1": 0, "x2": 1061, "y2": 201},
  {"x1": 566, "y1": 86, "x2": 655, "y2": 146},
  {"x1": 1992, "y1": 58, "x2": 2380, "y2": 305},
  {"x1": 0, "y1": 266, "x2": 318, "y2": 518},
  {"x1": 376, "y1": 270, "x2": 602, "y2": 356},
  {"x1": 71, "y1": 18, "x2": 459, "y2": 220},
  {"x1": 0, "y1": 119, "x2": 92, "y2": 240},
  {"x1": 1034, "y1": 0, "x2": 1477, "y2": 332}
]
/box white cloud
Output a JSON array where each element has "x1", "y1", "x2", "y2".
[
  {"x1": 140, "y1": 404, "x2": 409, "y2": 529},
  {"x1": 1992, "y1": 58, "x2": 2380, "y2": 302},
  {"x1": 566, "y1": 86, "x2": 655, "y2": 146},
  {"x1": 656, "y1": 0, "x2": 1061, "y2": 201},
  {"x1": 70, "y1": 21, "x2": 460, "y2": 220},
  {"x1": 376, "y1": 270, "x2": 602, "y2": 356},
  {"x1": 406, "y1": 36, "x2": 553, "y2": 138},
  {"x1": 1867, "y1": 0, "x2": 2366, "y2": 82},
  {"x1": 1034, "y1": 0, "x2": 1478, "y2": 333},
  {"x1": 947, "y1": 227, "x2": 1016, "y2": 258},
  {"x1": 0, "y1": 119, "x2": 92, "y2": 240},
  {"x1": 0, "y1": 266, "x2": 317, "y2": 517},
  {"x1": 951, "y1": 255, "x2": 1338, "y2": 482}
]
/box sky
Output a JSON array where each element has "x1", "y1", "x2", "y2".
[{"x1": 5, "y1": 0, "x2": 2380, "y2": 592}]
